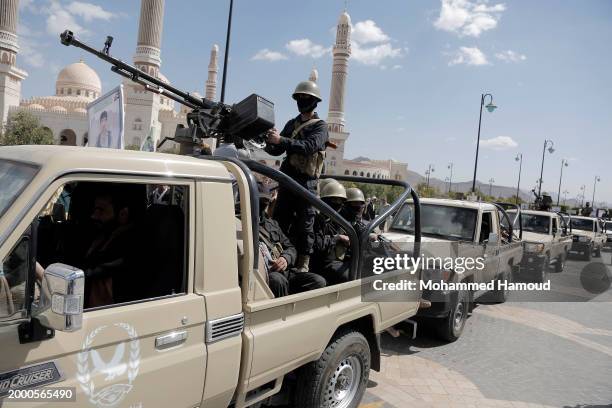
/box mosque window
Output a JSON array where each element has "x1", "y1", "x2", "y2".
[
  {"x1": 366, "y1": 173, "x2": 371, "y2": 178},
  {"x1": 76, "y1": 90, "x2": 81, "y2": 96},
  {"x1": 352, "y1": 171, "x2": 357, "y2": 176},
  {"x1": 360, "y1": 172, "x2": 364, "y2": 177},
  {"x1": 133, "y1": 118, "x2": 143, "y2": 131},
  {"x1": 344, "y1": 170, "x2": 349, "y2": 175},
  {"x1": 67, "y1": 88, "x2": 72, "y2": 95}
]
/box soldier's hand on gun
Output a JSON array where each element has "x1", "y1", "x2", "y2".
[
  {"x1": 337, "y1": 234, "x2": 350, "y2": 245},
  {"x1": 271, "y1": 256, "x2": 288, "y2": 271},
  {"x1": 266, "y1": 128, "x2": 281, "y2": 145}
]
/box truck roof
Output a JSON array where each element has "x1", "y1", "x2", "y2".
[
  {"x1": 519, "y1": 209, "x2": 557, "y2": 217},
  {"x1": 0, "y1": 145, "x2": 232, "y2": 181},
  {"x1": 571, "y1": 215, "x2": 598, "y2": 221},
  {"x1": 416, "y1": 197, "x2": 498, "y2": 211}
]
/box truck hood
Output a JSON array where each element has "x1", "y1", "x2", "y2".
[
  {"x1": 381, "y1": 231, "x2": 448, "y2": 244},
  {"x1": 572, "y1": 230, "x2": 595, "y2": 239},
  {"x1": 521, "y1": 231, "x2": 552, "y2": 244}
]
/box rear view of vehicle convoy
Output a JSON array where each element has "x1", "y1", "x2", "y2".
[
  {"x1": 383, "y1": 198, "x2": 523, "y2": 341},
  {"x1": 0, "y1": 146, "x2": 422, "y2": 408}
]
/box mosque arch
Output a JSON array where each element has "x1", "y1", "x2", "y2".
[{"x1": 59, "y1": 129, "x2": 77, "y2": 146}]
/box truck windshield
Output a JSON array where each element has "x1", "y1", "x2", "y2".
[
  {"x1": 392, "y1": 203, "x2": 477, "y2": 241},
  {"x1": 521, "y1": 214, "x2": 550, "y2": 234},
  {"x1": 571, "y1": 218, "x2": 594, "y2": 232},
  {"x1": 605, "y1": 222, "x2": 612, "y2": 232},
  {"x1": 0, "y1": 160, "x2": 39, "y2": 219}
]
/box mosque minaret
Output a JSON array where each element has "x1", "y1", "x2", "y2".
[
  {"x1": 0, "y1": 0, "x2": 27, "y2": 123},
  {"x1": 327, "y1": 11, "x2": 351, "y2": 133},
  {"x1": 205, "y1": 44, "x2": 219, "y2": 101}
]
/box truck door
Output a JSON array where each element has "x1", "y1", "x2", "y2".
[
  {"x1": 479, "y1": 211, "x2": 500, "y2": 284},
  {"x1": 0, "y1": 176, "x2": 206, "y2": 408}
]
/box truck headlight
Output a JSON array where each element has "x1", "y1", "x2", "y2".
[{"x1": 524, "y1": 243, "x2": 544, "y2": 253}]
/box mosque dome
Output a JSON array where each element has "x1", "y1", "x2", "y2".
[
  {"x1": 73, "y1": 107, "x2": 87, "y2": 114},
  {"x1": 50, "y1": 105, "x2": 67, "y2": 113},
  {"x1": 338, "y1": 11, "x2": 351, "y2": 25},
  {"x1": 56, "y1": 60, "x2": 102, "y2": 100}
]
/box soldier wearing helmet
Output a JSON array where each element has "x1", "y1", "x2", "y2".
[
  {"x1": 341, "y1": 188, "x2": 369, "y2": 239},
  {"x1": 311, "y1": 180, "x2": 351, "y2": 284},
  {"x1": 265, "y1": 79, "x2": 329, "y2": 273}
]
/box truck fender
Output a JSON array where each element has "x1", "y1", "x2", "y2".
[{"x1": 331, "y1": 313, "x2": 381, "y2": 372}]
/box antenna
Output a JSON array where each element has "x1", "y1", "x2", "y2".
[{"x1": 220, "y1": 0, "x2": 234, "y2": 103}]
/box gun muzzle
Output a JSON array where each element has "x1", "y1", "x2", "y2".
[{"x1": 60, "y1": 30, "x2": 74, "y2": 46}]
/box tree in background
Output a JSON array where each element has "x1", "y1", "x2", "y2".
[
  {"x1": 0, "y1": 111, "x2": 54, "y2": 145},
  {"x1": 416, "y1": 182, "x2": 440, "y2": 198}
]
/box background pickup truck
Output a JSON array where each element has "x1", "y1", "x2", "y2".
[
  {"x1": 569, "y1": 216, "x2": 607, "y2": 260},
  {"x1": 509, "y1": 210, "x2": 572, "y2": 283},
  {"x1": 382, "y1": 198, "x2": 523, "y2": 342},
  {"x1": 0, "y1": 146, "x2": 422, "y2": 408}
]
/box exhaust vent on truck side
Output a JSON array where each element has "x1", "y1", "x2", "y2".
[{"x1": 205, "y1": 313, "x2": 244, "y2": 343}]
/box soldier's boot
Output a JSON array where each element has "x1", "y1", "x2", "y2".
[{"x1": 296, "y1": 255, "x2": 310, "y2": 273}]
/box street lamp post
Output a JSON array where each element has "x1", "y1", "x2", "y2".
[
  {"x1": 538, "y1": 139, "x2": 555, "y2": 197},
  {"x1": 515, "y1": 153, "x2": 522, "y2": 205},
  {"x1": 580, "y1": 184, "x2": 586, "y2": 207},
  {"x1": 488, "y1": 178, "x2": 495, "y2": 197},
  {"x1": 471, "y1": 93, "x2": 497, "y2": 192},
  {"x1": 592, "y1": 176, "x2": 601, "y2": 206},
  {"x1": 562, "y1": 190, "x2": 569, "y2": 206},
  {"x1": 447, "y1": 162, "x2": 454, "y2": 193},
  {"x1": 556, "y1": 159, "x2": 569, "y2": 206},
  {"x1": 425, "y1": 164, "x2": 435, "y2": 189}
]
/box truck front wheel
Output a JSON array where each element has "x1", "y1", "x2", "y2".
[
  {"x1": 294, "y1": 330, "x2": 370, "y2": 408},
  {"x1": 594, "y1": 245, "x2": 602, "y2": 258},
  {"x1": 435, "y1": 289, "x2": 469, "y2": 342}
]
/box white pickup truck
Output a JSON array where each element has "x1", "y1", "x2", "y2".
[
  {"x1": 509, "y1": 210, "x2": 572, "y2": 283},
  {"x1": 382, "y1": 198, "x2": 523, "y2": 342},
  {"x1": 569, "y1": 216, "x2": 607, "y2": 260}
]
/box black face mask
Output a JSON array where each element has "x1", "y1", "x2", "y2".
[
  {"x1": 297, "y1": 97, "x2": 318, "y2": 114},
  {"x1": 323, "y1": 198, "x2": 344, "y2": 213}
]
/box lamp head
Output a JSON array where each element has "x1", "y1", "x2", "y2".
[
  {"x1": 485, "y1": 102, "x2": 497, "y2": 113},
  {"x1": 548, "y1": 146, "x2": 555, "y2": 154}
]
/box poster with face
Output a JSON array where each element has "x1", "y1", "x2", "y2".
[{"x1": 87, "y1": 85, "x2": 124, "y2": 149}]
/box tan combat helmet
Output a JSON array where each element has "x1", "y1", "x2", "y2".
[
  {"x1": 346, "y1": 188, "x2": 365, "y2": 203},
  {"x1": 319, "y1": 178, "x2": 336, "y2": 193},
  {"x1": 321, "y1": 181, "x2": 347, "y2": 200},
  {"x1": 292, "y1": 80, "x2": 322, "y2": 101}
]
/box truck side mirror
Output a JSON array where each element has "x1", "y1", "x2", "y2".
[
  {"x1": 32, "y1": 263, "x2": 84, "y2": 333},
  {"x1": 487, "y1": 232, "x2": 499, "y2": 244}
]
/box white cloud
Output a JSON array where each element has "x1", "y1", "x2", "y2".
[
  {"x1": 352, "y1": 42, "x2": 402, "y2": 66},
  {"x1": 67, "y1": 1, "x2": 114, "y2": 22},
  {"x1": 391, "y1": 64, "x2": 402, "y2": 70},
  {"x1": 285, "y1": 39, "x2": 330, "y2": 59},
  {"x1": 495, "y1": 50, "x2": 527, "y2": 62},
  {"x1": 448, "y1": 46, "x2": 489, "y2": 66},
  {"x1": 46, "y1": 2, "x2": 87, "y2": 35},
  {"x1": 19, "y1": 37, "x2": 45, "y2": 67},
  {"x1": 434, "y1": 0, "x2": 506, "y2": 37},
  {"x1": 251, "y1": 48, "x2": 288, "y2": 61},
  {"x1": 352, "y1": 20, "x2": 389, "y2": 44},
  {"x1": 480, "y1": 136, "x2": 518, "y2": 150}
]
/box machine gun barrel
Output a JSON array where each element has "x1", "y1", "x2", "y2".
[{"x1": 59, "y1": 30, "x2": 212, "y2": 111}]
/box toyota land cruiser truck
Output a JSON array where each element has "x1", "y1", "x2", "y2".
[
  {"x1": 0, "y1": 146, "x2": 422, "y2": 408},
  {"x1": 510, "y1": 210, "x2": 572, "y2": 282},
  {"x1": 381, "y1": 198, "x2": 523, "y2": 342},
  {"x1": 569, "y1": 216, "x2": 607, "y2": 260}
]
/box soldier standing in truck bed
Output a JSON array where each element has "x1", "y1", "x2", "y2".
[{"x1": 265, "y1": 80, "x2": 329, "y2": 273}]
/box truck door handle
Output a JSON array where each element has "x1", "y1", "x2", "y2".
[{"x1": 155, "y1": 330, "x2": 187, "y2": 350}]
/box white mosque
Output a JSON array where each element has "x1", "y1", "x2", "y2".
[{"x1": 0, "y1": 0, "x2": 408, "y2": 180}]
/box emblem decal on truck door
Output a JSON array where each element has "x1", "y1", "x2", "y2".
[
  {"x1": 77, "y1": 323, "x2": 140, "y2": 407},
  {"x1": 0, "y1": 361, "x2": 63, "y2": 397}
]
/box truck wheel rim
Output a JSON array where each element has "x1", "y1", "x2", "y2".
[
  {"x1": 325, "y1": 356, "x2": 362, "y2": 408},
  {"x1": 453, "y1": 294, "x2": 465, "y2": 331}
]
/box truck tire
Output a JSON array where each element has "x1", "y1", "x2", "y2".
[
  {"x1": 491, "y1": 269, "x2": 511, "y2": 303},
  {"x1": 584, "y1": 246, "x2": 592, "y2": 261},
  {"x1": 538, "y1": 255, "x2": 550, "y2": 283},
  {"x1": 294, "y1": 330, "x2": 370, "y2": 408},
  {"x1": 594, "y1": 245, "x2": 602, "y2": 258},
  {"x1": 554, "y1": 254, "x2": 565, "y2": 272},
  {"x1": 435, "y1": 289, "x2": 469, "y2": 342}
]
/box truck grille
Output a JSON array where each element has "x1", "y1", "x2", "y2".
[{"x1": 206, "y1": 313, "x2": 244, "y2": 343}]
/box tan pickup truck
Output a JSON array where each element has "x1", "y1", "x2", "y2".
[
  {"x1": 382, "y1": 198, "x2": 523, "y2": 342},
  {"x1": 569, "y1": 215, "x2": 607, "y2": 260},
  {"x1": 0, "y1": 146, "x2": 421, "y2": 408}
]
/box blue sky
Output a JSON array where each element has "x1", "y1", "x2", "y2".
[{"x1": 16, "y1": 0, "x2": 612, "y2": 205}]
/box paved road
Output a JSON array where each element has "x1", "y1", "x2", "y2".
[{"x1": 361, "y1": 252, "x2": 612, "y2": 408}]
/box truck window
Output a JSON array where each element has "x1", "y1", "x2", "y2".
[
  {"x1": 479, "y1": 212, "x2": 492, "y2": 243},
  {"x1": 552, "y1": 217, "x2": 558, "y2": 234},
  {"x1": 570, "y1": 218, "x2": 594, "y2": 232},
  {"x1": 0, "y1": 238, "x2": 30, "y2": 319},
  {"x1": 392, "y1": 203, "x2": 477, "y2": 241},
  {"x1": 35, "y1": 181, "x2": 188, "y2": 310},
  {"x1": 521, "y1": 214, "x2": 550, "y2": 234},
  {"x1": 0, "y1": 160, "x2": 39, "y2": 219}
]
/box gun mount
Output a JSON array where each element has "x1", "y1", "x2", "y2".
[{"x1": 60, "y1": 30, "x2": 274, "y2": 153}]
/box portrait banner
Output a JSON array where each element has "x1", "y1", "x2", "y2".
[{"x1": 87, "y1": 85, "x2": 124, "y2": 149}]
